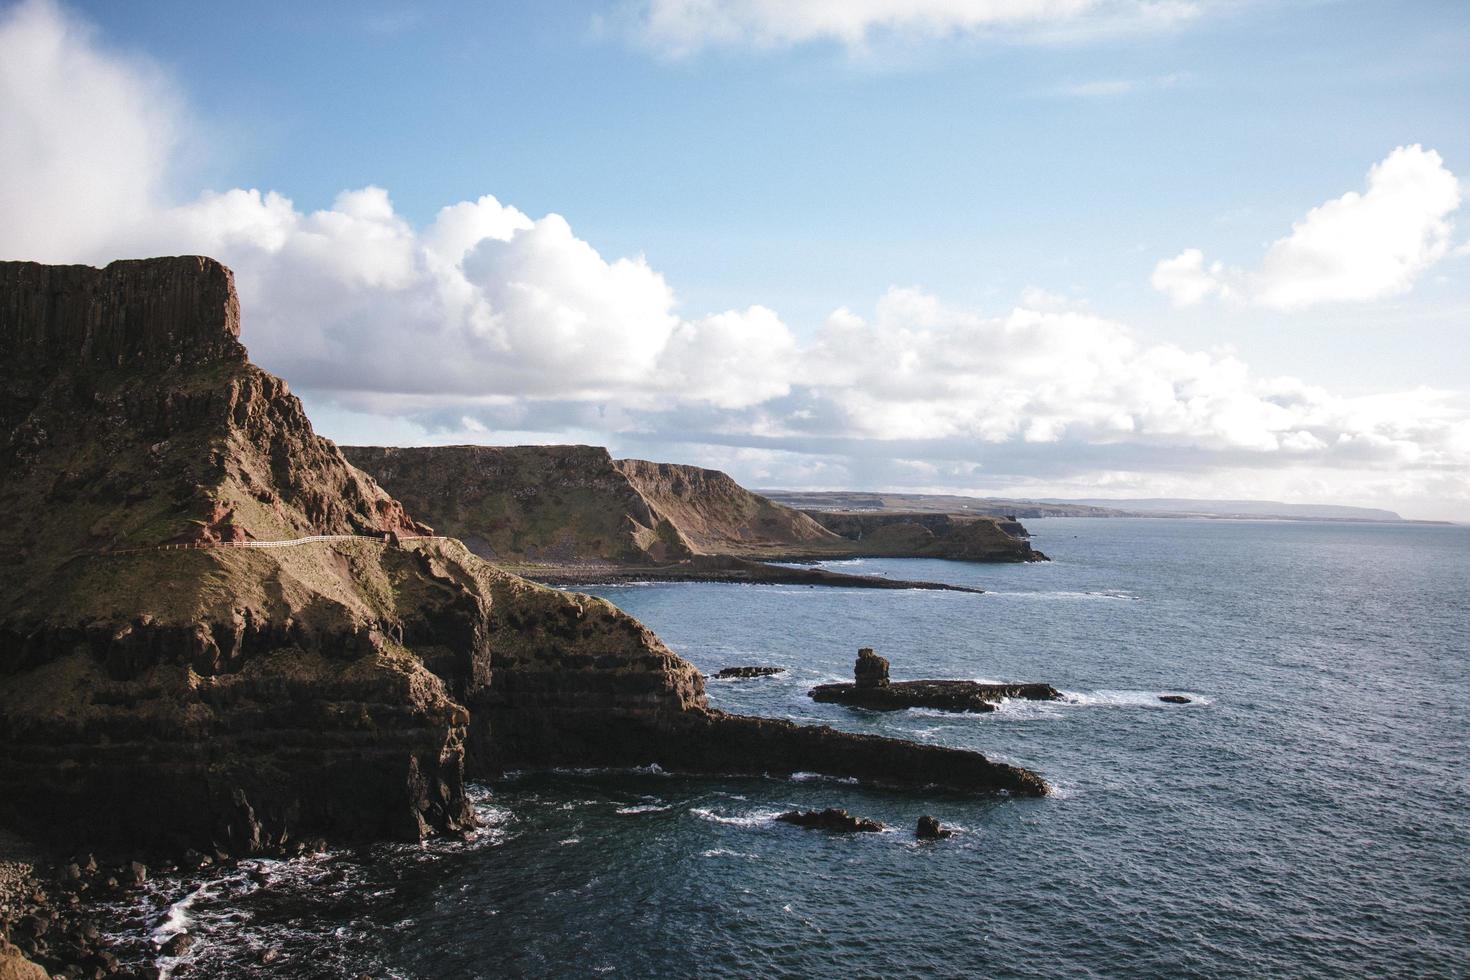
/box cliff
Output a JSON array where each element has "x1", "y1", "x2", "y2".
[
  {"x1": 341, "y1": 445, "x2": 840, "y2": 565},
  {"x1": 345, "y1": 446, "x2": 1042, "y2": 567},
  {"x1": 0, "y1": 258, "x2": 1046, "y2": 853}
]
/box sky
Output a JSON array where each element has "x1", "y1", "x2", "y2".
[{"x1": 1, "y1": 0, "x2": 1468, "y2": 519}]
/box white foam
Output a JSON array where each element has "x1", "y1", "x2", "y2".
[
  {"x1": 983, "y1": 589, "x2": 1140, "y2": 601},
  {"x1": 615, "y1": 803, "x2": 672, "y2": 814},
  {"x1": 1062, "y1": 689, "x2": 1210, "y2": 707},
  {"x1": 789, "y1": 771, "x2": 859, "y2": 784},
  {"x1": 699, "y1": 848, "x2": 758, "y2": 859},
  {"x1": 689, "y1": 806, "x2": 783, "y2": 828}
]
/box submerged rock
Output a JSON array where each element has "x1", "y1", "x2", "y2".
[
  {"x1": 715, "y1": 666, "x2": 785, "y2": 679},
  {"x1": 915, "y1": 816, "x2": 953, "y2": 840},
  {"x1": 775, "y1": 808, "x2": 883, "y2": 833},
  {"x1": 1158, "y1": 694, "x2": 1192, "y2": 704}
]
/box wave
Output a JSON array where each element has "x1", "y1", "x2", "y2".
[
  {"x1": 788, "y1": 771, "x2": 859, "y2": 785},
  {"x1": 688, "y1": 806, "x2": 784, "y2": 828},
  {"x1": 699, "y1": 848, "x2": 758, "y2": 859},
  {"x1": 983, "y1": 589, "x2": 1141, "y2": 601},
  {"x1": 615, "y1": 802, "x2": 673, "y2": 814}
]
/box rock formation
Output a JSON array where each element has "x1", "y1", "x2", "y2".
[
  {"x1": 800, "y1": 510, "x2": 1047, "y2": 562},
  {"x1": 811, "y1": 648, "x2": 1062, "y2": 713},
  {"x1": 854, "y1": 647, "x2": 890, "y2": 688},
  {"x1": 775, "y1": 808, "x2": 884, "y2": 833},
  {"x1": 715, "y1": 666, "x2": 785, "y2": 679},
  {"x1": 344, "y1": 446, "x2": 1045, "y2": 572},
  {"x1": 0, "y1": 258, "x2": 1048, "y2": 856},
  {"x1": 915, "y1": 815, "x2": 953, "y2": 840}
]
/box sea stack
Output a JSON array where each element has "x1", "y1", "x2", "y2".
[{"x1": 854, "y1": 647, "x2": 891, "y2": 688}]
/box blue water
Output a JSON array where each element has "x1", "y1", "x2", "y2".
[{"x1": 102, "y1": 519, "x2": 1470, "y2": 977}]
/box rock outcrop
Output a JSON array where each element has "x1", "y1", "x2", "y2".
[
  {"x1": 854, "y1": 647, "x2": 890, "y2": 688},
  {"x1": 800, "y1": 511, "x2": 1046, "y2": 562},
  {"x1": 0, "y1": 258, "x2": 1049, "y2": 855},
  {"x1": 811, "y1": 648, "x2": 1062, "y2": 713},
  {"x1": 715, "y1": 666, "x2": 785, "y2": 679},
  {"x1": 775, "y1": 808, "x2": 884, "y2": 833},
  {"x1": 915, "y1": 815, "x2": 953, "y2": 840}
]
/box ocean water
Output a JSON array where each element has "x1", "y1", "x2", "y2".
[{"x1": 99, "y1": 519, "x2": 1470, "y2": 977}]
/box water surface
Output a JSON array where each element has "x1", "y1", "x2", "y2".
[{"x1": 103, "y1": 519, "x2": 1470, "y2": 977}]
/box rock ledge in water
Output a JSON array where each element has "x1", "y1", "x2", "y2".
[
  {"x1": 715, "y1": 666, "x2": 785, "y2": 679},
  {"x1": 1158, "y1": 694, "x2": 1192, "y2": 704},
  {"x1": 810, "y1": 648, "x2": 1061, "y2": 713},
  {"x1": 775, "y1": 808, "x2": 883, "y2": 833}
]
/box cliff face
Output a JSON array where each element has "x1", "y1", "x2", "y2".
[
  {"x1": 0, "y1": 259, "x2": 701, "y2": 850},
  {"x1": 0, "y1": 258, "x2": 1047, "y2": 853},
  {"x1": 612, "y1": 458, "x2": 838, "y2": 555},
  {"x1": 343, "y1": 445, "x2": 840, "y2": 565}
]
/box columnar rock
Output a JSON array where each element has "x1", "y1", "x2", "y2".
[{"x1": 854, "y1": 647, "x2": 890, "y2": 688}]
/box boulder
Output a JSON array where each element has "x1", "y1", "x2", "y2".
[
  {"x1": 1158, "y1": 695, "x2": 1192, "y2": 704},
  {"x1": 915, "y1": 816, "x2": 953, "y2": 840}
]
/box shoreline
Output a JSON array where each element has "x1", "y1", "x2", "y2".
[{"x1": 506, "y1": 555, "x2": 986, "y2": 593}]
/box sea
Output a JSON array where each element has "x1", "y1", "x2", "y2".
[{"x1": 97, "y1": 518, "x2": 1470, "y2": 977}]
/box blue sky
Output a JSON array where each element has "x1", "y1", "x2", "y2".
[{"x1": 3, "y1": 0, "x2": 1469, "y2": 517}]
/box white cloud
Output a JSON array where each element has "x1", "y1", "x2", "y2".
[
  {"x1": 0, "y1": 0, "x2": 179, "y2": 262},
  {"x1": 634, "y1": 0, "x2": 1205, "y2": 55},
  {"x1": 1052, "y1": 72, "x2": 1189, "y2": 98},
  {"x1": 1153, "y1": 145, "x2": 1462, "y2": 309},
  {"x1": 3, "y1": 0, "x2": 1468, "y2": 519}
]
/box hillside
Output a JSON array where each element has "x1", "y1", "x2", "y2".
[
  {"x1": 347, "y1": 447, "x2": 1042, "y2": 567},
  {"x1": 0, "y1": 258, "x2": 1046, "y2": 854}
]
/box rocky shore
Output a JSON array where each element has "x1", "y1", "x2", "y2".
[
  {"x1": 0, "y1": 258, "x2": 1053, "y2": 975},
  {"x1": 513, "y1": 553, "x2": 985, "y2": 592}
]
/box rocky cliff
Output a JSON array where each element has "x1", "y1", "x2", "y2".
[
  {"x1": 345, "y1": 445, "x2": 1044, "y2": 567},
  {"x1": 342, "y1": 445, "x2": 840, "y2": 565},
  {"x1": 0, "y1": 258, "x2": 1046, "y2": 855}
]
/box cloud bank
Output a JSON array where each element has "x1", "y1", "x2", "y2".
[
  {"x1": 1153, "y1": 145, "x2": 1463, "y2": 309},
  {"x1": 2, "y1": 0, "x2": 1467, "y2": 517}
]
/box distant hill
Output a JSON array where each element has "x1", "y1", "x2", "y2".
[
  {"x1": 761, "y1": 490, "x2": 1420, "y2": 524},
  {"x1": 345, "y1": 448, "x2": 1044, "y2": 566},
  {"x1": 1043, "y1": 498, "x2": 1405, "y2": 522},
  {"x1": 760, "y1": 490, "x2": 1132, "y2": 519}
]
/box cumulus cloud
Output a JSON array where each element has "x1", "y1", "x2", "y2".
[
  {"x1": 3, "y1": 0, "x2": 1468, "y2": 518},
  {"x1": 0, "y1": 0, "x2": 179, "y2": 262},
  {"x1": 1153, "y1": 145, "x2": 1462, "y2": 309},
  {"x1": 633, "y1": 0, "x2": 1205, "y2": 55}
]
